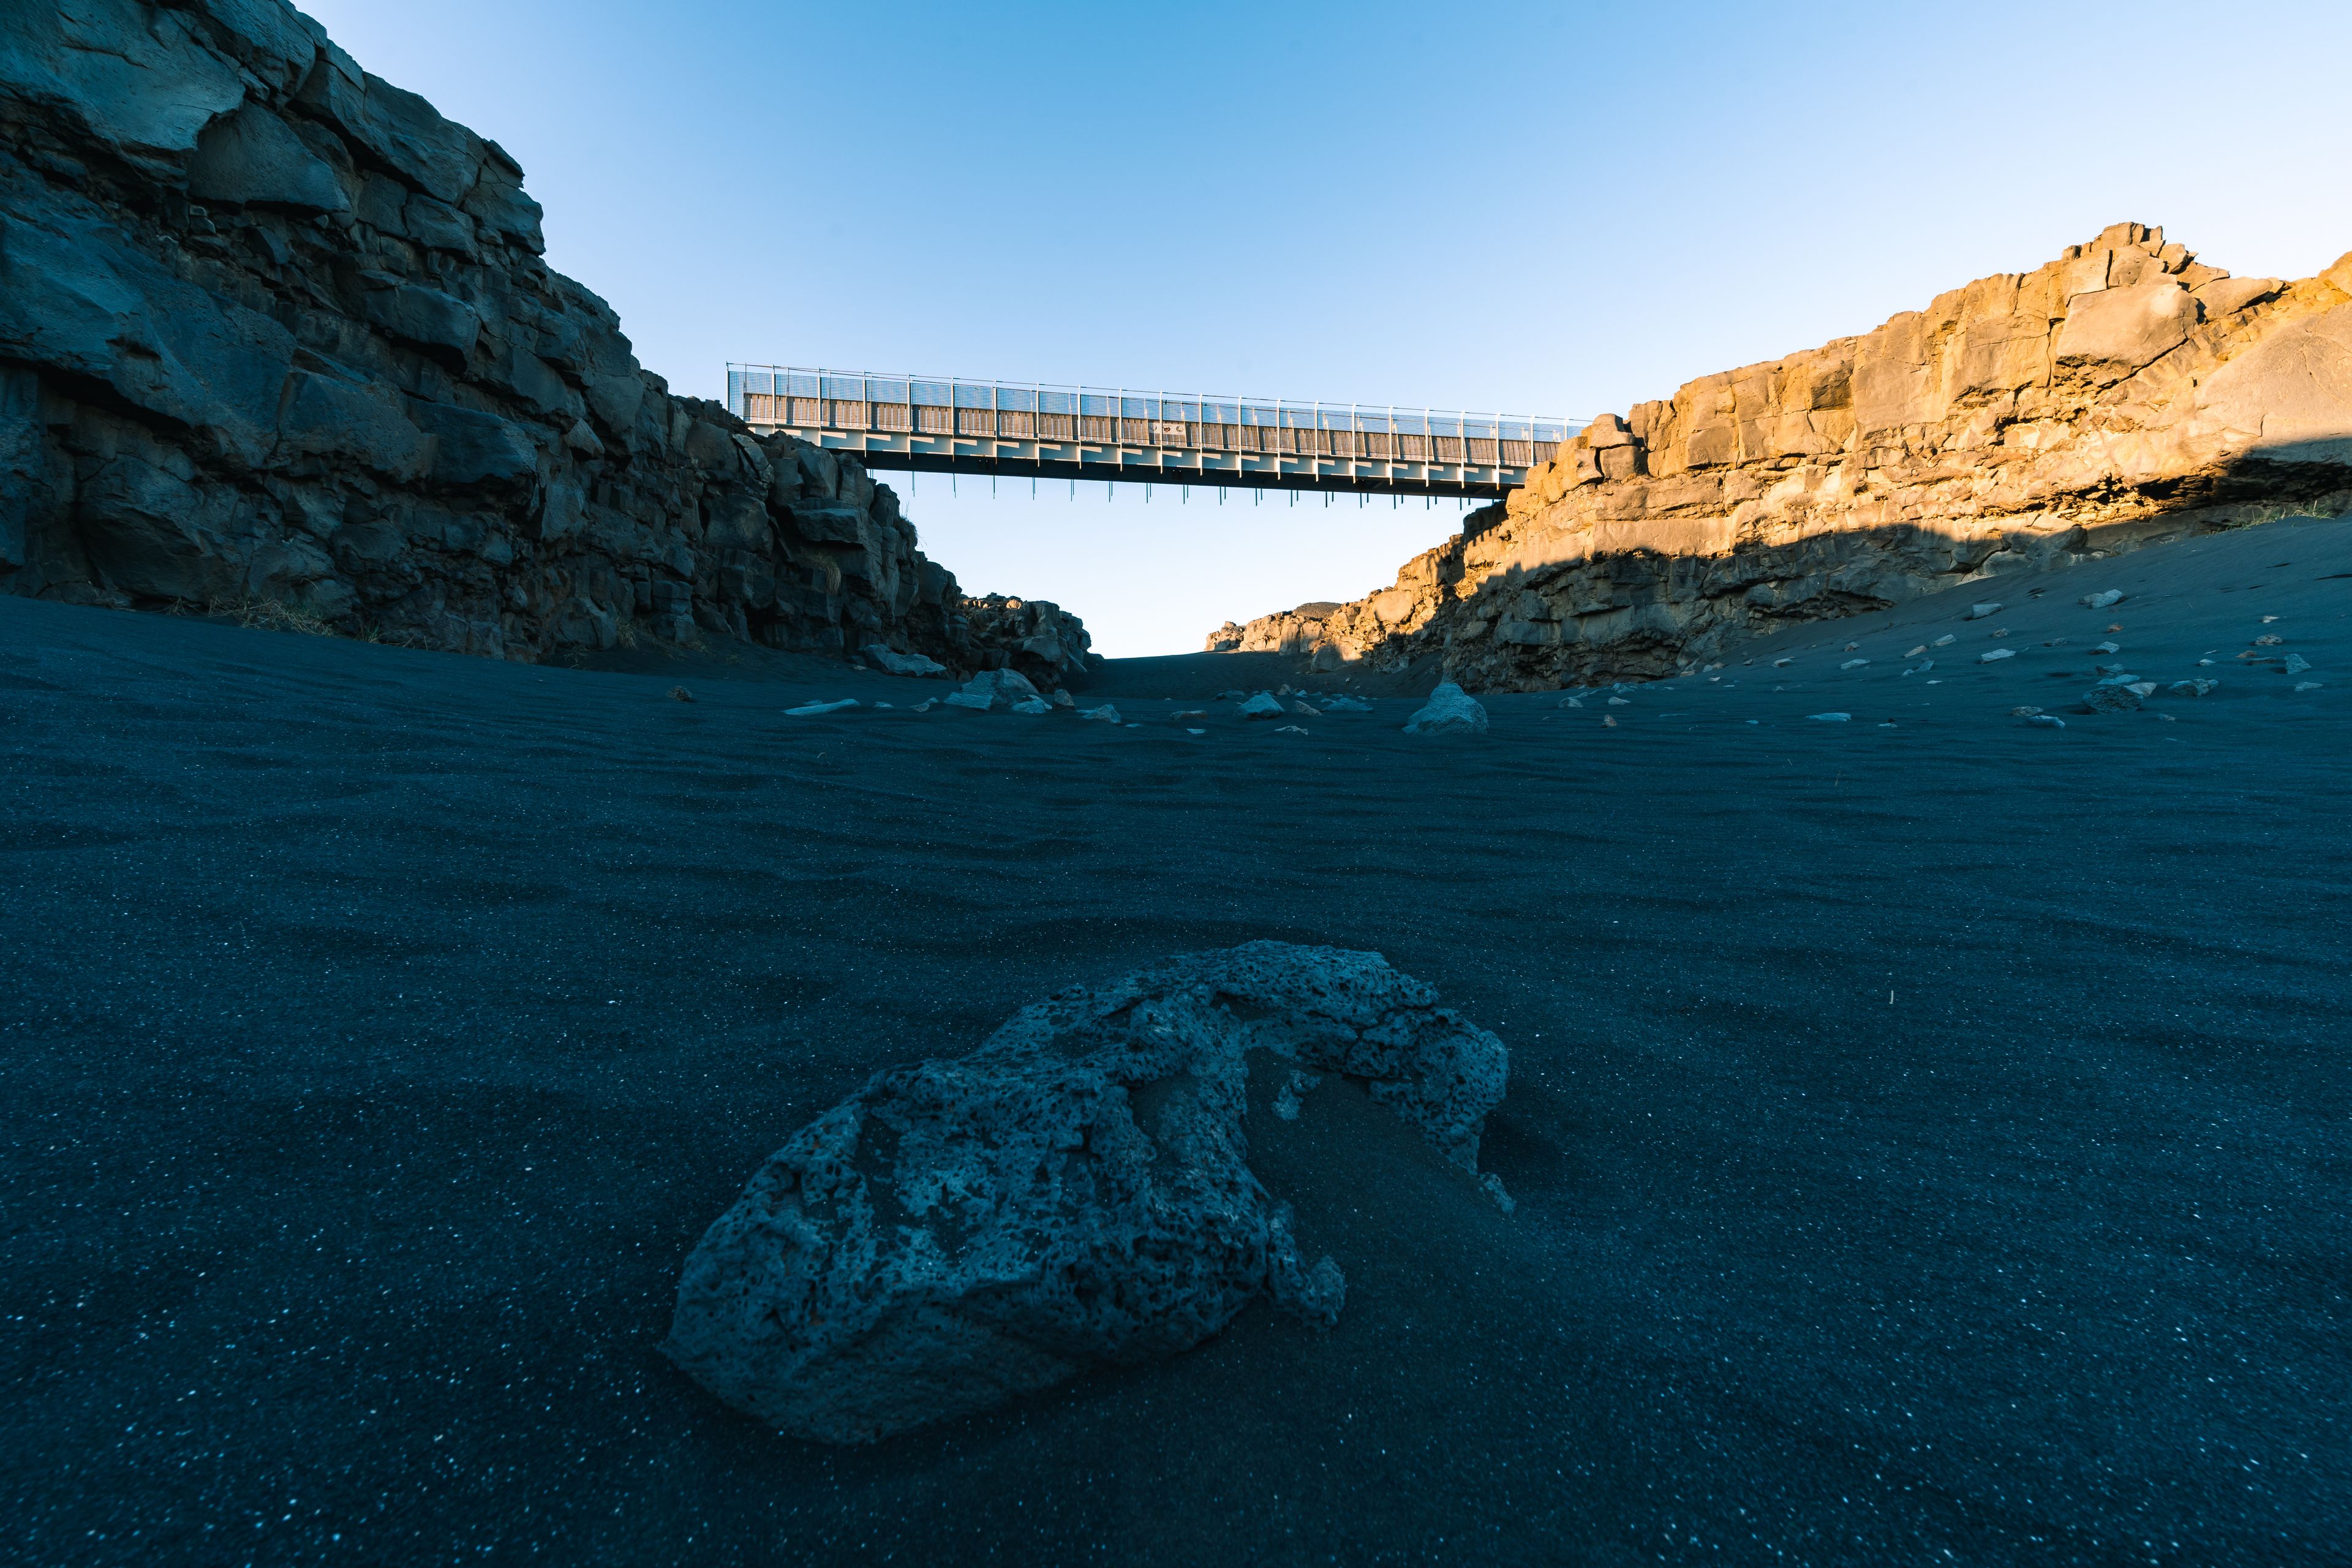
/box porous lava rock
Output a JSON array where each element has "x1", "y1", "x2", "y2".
[{"x1": 664, "y1": 941, "x2": 1509, "y2": 1444}]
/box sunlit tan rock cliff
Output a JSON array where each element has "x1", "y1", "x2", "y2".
[{"x1": 1207, "y1": 224, "x2": 2352, "y2": 687}]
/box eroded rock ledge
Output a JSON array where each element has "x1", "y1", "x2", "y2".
[
  {"x1": 0, "y1": 1, "x2": 1090, "y2": 685},
  {"x1": 1208, "y1": 225, "x2": 2352, "y2": 689}
]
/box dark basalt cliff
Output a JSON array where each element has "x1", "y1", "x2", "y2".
[{"x1": 0, "y1": 1, "x2": 1090, "y2": 682}]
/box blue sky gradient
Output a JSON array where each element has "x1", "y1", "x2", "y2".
[{"x1": 304, "y1": 1, "x2": 2352, "y2": 655}]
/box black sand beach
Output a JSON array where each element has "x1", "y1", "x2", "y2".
[{"x1": 6, "y1": 516, "x2": 2349, "y2": 1565}]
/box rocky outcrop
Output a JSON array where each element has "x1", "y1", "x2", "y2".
[
  {"x1": 956, "y1": 593, "x2": 1095, "y2": 688},
  {"x1": 1208, "y1": 225, "x2": 2352, "y2": 689},
  {"x1": 0, "y1": 1, "x2": 1088, "y2": 680},
  {"x1": 665, "y1": 941, "x2": 1510, "y2": 1444}
]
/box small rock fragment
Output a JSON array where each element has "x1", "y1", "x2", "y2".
[
  {"x1": 1080, "y1": 705, "x2": 1122, "y2": 724},
  {"x1": 2026, "y1": 714, "x2": 2067, "y2": 728},
  {"x1": 1240, "y1": 692, "x2": 1286, "y2": 720},
  {"x1": 1841, "y1": 658, "x2": 1869, "y2": 669},
  {"x1": 946, "y1": 669, "x2": 1043, "y2": 712},
  {"x1": 1809, "y1": 712, "x2": 1852, "y2": 722},
  {"x1": 2010, "y1": 706, "x2": 2042, "y2": 717},
  {"x1": 1979, "y1": 649, "x2": 2016, "y2": 663},
  {"x1": 1967, "y1": 602, "x2": 2003, "y2": 620},
  {"x1": 860, "y1": 644, "x2": 949, "y2": 678},
  {"x1": 1320, "y1": 696, "x2": 1372, "y2": 712},
  {"x1": 1403, "y1": 683, "x2": 1489, "y2": 736},
  {"x1": 785, "y1": 698, "x2": 860, "y2": 717},
  {"x1": 1009, "y1": 695, "x2": 1054, "y2": 715},
  {"x1": 2082, "y1": 684, "x2": 2142, "y2": 712},
  {"x1": 1052, "y1": 690, "x2": 1076, "y2": 709},
  {"x1": 1931, "y1": 635, "x2": 1956, "y2": 648},
  {"x1": 2285, "y1": 654, "x2": 2312, "y2": 674},
  {"x1": 1904, "y1": 645, "x2": 1928, "y2": 657},
  {"x1": 1773, "y1": 657, "x2": 1795, "y2": 667},
  {"x1": 668, "y1": 685, "x2": 695, "y2": 703},
  {"x1": 2296, "y1": 681, "x2": 2325, "y2": 692},
  {"x1": 2082, "y1": 589, "x2": 2124, "y2": 609}
]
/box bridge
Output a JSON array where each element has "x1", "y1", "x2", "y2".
[{"x1": 726, "y1": 365, "x2": 1573, "y2": 500}]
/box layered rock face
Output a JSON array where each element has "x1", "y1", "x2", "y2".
[
  {"x1": 666, "y1": 942, "x2": 1510, "y2": 1444},
  {"x1": 0, "y1": 1, "x2": 1090, "y2": 681},
  {"x1": 1208, "y1": 225, "x2": 2352, "y2": 688}
]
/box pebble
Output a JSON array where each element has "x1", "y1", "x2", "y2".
[
  {"x1": 1607, "y1": 696, "x2": 1630, "y2": 706},
  {"x1": 2081, "y1": 589, "x2": 2125, "y2": 609},
  {"x1": 1979, "y1": 649, "x2": 2016, "y2": 662},
  {"x1": 2296, "y1": 681, "x2": 2325, "y2": 692},
  {"x1": 1809, "y1": 712, "x2": 1852, "y2": 722},
  {"x1": 785, "y1": 698, "x2": 859, "y2": 717},
  {"x1": 2027, "y1": 714, "x2": 2068, "y2": 728},
  {"x1": 1931, "y1": 635, "x2": 1956, "y2": 647},
  {"x1": 1080, "y1": 705, "x2": 1122, "y2": 724},
  {"x1": 1841, "y1": 658, "x2": 1869, "y2": 669},
  {"x1": 1967, "y1": 603, "x2": 2003, "y2": 620},
  {"x1": 2284, "y1": 654, "x2": 2312, "y2": 674},
  {"x1": 1009, "y1": 696, "x2": 1054, "y2": 715}
]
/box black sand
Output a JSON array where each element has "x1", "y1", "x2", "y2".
[{"x1": 5, "y1": 516, "x2": 2349, "y2": 1565}]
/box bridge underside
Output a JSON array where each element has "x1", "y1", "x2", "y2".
[
  {"x1": 763, "y1": 435, "x2": 1519, "y2": 500},
  {"x1": 728, "y1": 368, "x2": 1570, "y2": 503}
]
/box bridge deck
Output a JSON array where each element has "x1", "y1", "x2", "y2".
[{"x1": 726, "y1": 366, "x2": 1572, "y2": 500}]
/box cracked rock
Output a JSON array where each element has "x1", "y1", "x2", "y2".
[{"x1": 665, "y1": 941, "x2": 1510, "y2": 1444}]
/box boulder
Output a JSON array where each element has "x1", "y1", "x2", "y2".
[
  {"x1": 1403, "y1": 682, "x2": 1488, "y2": 735},
  {"x1": 943, "y1": 668, "x2": 1040, "y2": 711},
  {"x1": 1239, "y1": 692, "x2": 1286, "y2": 719},
  {"x1": 664, "y1": 941, "x2": 1509, "y2": 1444}
]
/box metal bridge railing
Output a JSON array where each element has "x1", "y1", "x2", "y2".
[{"x1": 726, "y1": 365, "x2": 1573, "y2": 470}]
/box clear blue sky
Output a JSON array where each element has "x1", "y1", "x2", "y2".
[{"x1": 305, "y1": 0, "x2": 2352, "y2": 657}]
